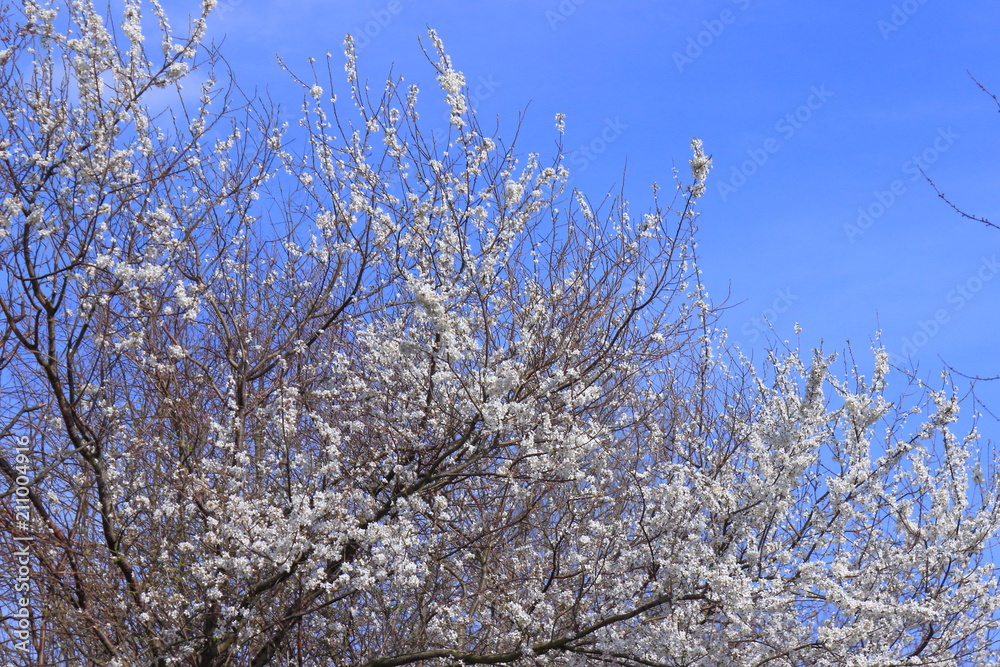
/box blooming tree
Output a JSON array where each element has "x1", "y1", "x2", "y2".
[{"x1": 1, "y1": 2, "x2": 999, "y2": 665}]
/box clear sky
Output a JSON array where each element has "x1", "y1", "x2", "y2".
[{"x1": 159, "y1": 0, "x2": 1000, "y2": 425}]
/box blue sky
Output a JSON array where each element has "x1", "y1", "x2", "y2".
[{"x1": 162, "y1": 0, "x2": 1000, "y2": 419}]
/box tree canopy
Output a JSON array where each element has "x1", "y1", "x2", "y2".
[{"x1": 1, "y1": 2, "x2": 998, "y2": 665}]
